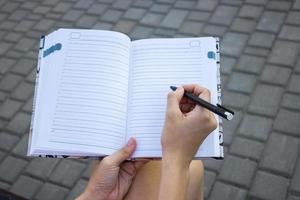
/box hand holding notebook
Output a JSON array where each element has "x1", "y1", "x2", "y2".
[{"x1": 28, "y1": 29, "x2": 224, "y2": 158}]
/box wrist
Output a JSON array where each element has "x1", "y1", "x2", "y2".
[{"x1": 76, "y1": 188, "x2": 104, "y2": 200}]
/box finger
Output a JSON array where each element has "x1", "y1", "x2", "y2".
[
  {"x1": 182, "y1": 84, "x2": 208, "y2": 97},
  {"x1": 188, "y1": 89, "x2": 212, "y2": 118},
  {"x1": 166, "y1": 86, "x2": 184, "y2": 113},
  {"x1": 180, "y1": 103, "x2": 194, "y2": 113},
  {"x1": 106, "y1": 137, "x2": 136, "y2": 166}
]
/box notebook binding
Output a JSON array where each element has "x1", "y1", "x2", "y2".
[{"x1": 215, "y1": 37, "x2": 224, "y2": 158}]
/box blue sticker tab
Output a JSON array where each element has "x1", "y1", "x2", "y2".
[
  {"x1": 207, "y1": 51, "x2": 216, "y2": 60},
  {"x1": 43, "y1": 43, "x2": 62, "y2": 58}
]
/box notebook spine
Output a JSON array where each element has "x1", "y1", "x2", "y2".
[
  {"x1": 215, "y1": 37, "x2": 224, "y2": 158},
  {"x1": 27, "y1": 36, "x2": 45, "y2": 156}
]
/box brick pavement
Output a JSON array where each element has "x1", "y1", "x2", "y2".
[{"x1": 0, "y1": 0, "x2": 299, "y2": 199}]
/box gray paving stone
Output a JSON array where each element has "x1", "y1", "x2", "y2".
[
  {"x1": 160, "y1": 9, "x2": 188, "y2": 29},
  {"x1": 221, "y1": 32, "x2": 248, "y2": 56},
  {"x1": 134, "y1": 0, "x2": 153, "y2": 8},
  {"x1": 227, "y1": 72, "x2": 257, "y2": 93},
  {"x1": 196, "y1": 0, "x2": 218, "y2": 11},
  {"x1": 230, "y1": 137, "x2": 264, "y2": 160},
  {"x1": 52, "y1": 2, "x2": 73, "y2": 13},
  {"x1": 113, "y1": 19, "x2": 136, "y2": 34},
  {"x1": 123, "y1": 8, "x2": 146, "y2": 20},
  {"x1": 93, "y1": 22, "x2": 113, "y2": 30},
  {"x1": 244, "y1": 46, "x2": 269, "y2": 57},
  {"x1": 0, "y1": 21, "x2": 17, "y2": 31},
  {"x1": 10, "y1": 176, "x2": 42, "y2": 199},
  {"x1": 261, "y1": 133, "x2": 299, "y2": 177},
  {"x1": 87, "y1": 3, "x2": 108, "y2": 15},
  {"x1": 22, "y1": 97, "x2": 33, "y2": 113},
  {"x1": 101, "y1": 9, "x2": 123, "y2": 22},
  {"x1": 246, "y1": 0, "x2": 268, "y2": 5},
  {"x1": 14, "y1": 20, "x2": 36, "y2": 32},
  {"x1": 0, "y1": 57, "x2": 16, "y2": 74},
  {"x1": 8, "y1": 10, "x2": 29, "y2": 21},
  {"x1": 248, "y1": 31, "x2": 275, "y2": 48},
  {"x1": 174, "y1": 1, "x2": 195, "y2": 9},
  {"x1": 204, "y1": 170, "x2": 216, "y2": 198},
  {"x1": 12, "y1": 134, "x2": 29, "y2": 158},
  {"x1": 249, "y1": 171, "x2": 289, "y2": 200},
  {"x1": 76, "y1": 15, "x2": 98, "y2": 28},
  {"x1": 279, "y1": 25, "x2": 300, "y2": 41},
  {"x1": 219, "y1": 155, "x2": 257, "y2": 187},
  {"x1": 34, "y1": 6, "x2": 53, "y2": 15},
  {"x1": 6, "y1": 112, "x2": 31, "y2": 135},
  {"x1": 210, "y1": 5, "x2": 238, "y2": 25},
  {"x1": 25, "y1": 158, "x2": 59, "y2": 179},
  {"x1": 291, "y1": 157, "x2": 300, "y2": 194},
  {"x1": 33, "y1": 19, "x2": 55, "y2": 32},
  {"x1": 66, "y1": 179, "x2": 88, "y2": 200},
  {"x1": 238, "y1": 114, "x2": 272, "y2": 141},
  {"x1": 202, "y1": 25, "x2": 227, "y2": 37},
  {"x1": 188, "y1": 11, "x2": 211, "y2": 22},
  {"x1": 0, "y1": 99, "x2": 23, "y2": 120},
  {"x1": 261, "y1": 65, "x2": 291, "y2": 86},
  {"x1": 179, "y1": 21, "x2": 204, "y2": 35},
  {"x1": 274, "y1": 109, "x2": 300, "y2": 137},
  {"x1": 257, "y1": 11, "x2": 285, "y2": 33},
  {"x1": 222, "y1": 91, "x2": 249, "y2": 109},
  {"x1": 286, "y1": 11, "x2": 300, "y2": 25},
  {"x1": 236, "y1": 55, "x2": 265, "y2": 74},
  {"x1": 26, "y1": 68, "x2": 37, "y2": 83},
  {"x1": 4, "y1": 32, "x2": 23, "y2": 43},
  {"x1": 203, "y1": 159, "x2": 223, "y2": 172},
  {"x1": 15, "y1": 37, "x2": 36, "y2": 52},
  {"x1": 293, "y1": 0, "x2": 300, "y2": 10},
  {"x1": 0, "y1": 132, "x2": 19, "y2": 151},
  {"x1": 249, "y1": 84, "x2": 284, "y2": 117},
  {"x1": 220, "y1": 56, "x2": 236, "y2": 75},
  {"x1": 20, "y1": 1, "x2": 38, "y2": 10},
  {"x1": 34, "y1": 183, "x2": 69, "y2": 200},
  {"x1": 231, "y1": 18, "x2": 256, "y2": 33},
  {"x1": 1, "y1": 2, "x2": 19, "y2": 13},
  {"x1": 282, "y1": 93, "x2": 300, "y2": 111},
  {"x1": 11, "y1": 58, "x2": 36, "y2": 75},
  {"x1": 63, "y1": 10, "x2": 84, "y2": 22},
  {"x1": 288, "y1": 195, "x2": 300, "y2": 200},
  {"x1": 288, "y1": 74, "x2": 300, "y2": 94},
  {"x1": 74, "y1": 0, "x2": 94, "y2": 9},
  {"x1": 130, "y1": 26, "x2": 154, "y2": 39},
  {"x1": 209, "y1": 181, "x2": 247, "y2": 200},
  {"x1": 141, "y1": 13, "x2": 164, "y2": 26},
  {"x1": 0, "y1": 156, "x2": 28, "y2": 183},
  {"x1": 267, "y1": 1, "x2": 291, "y2": 11},
  {"x1": 49, "y1": 159, "x2": 86, "y2": 187},
  {"x1": 11, "y1": 82, "x2": 34, "y2": 101},
  {"x1": 112, "y1": 0, "x2": 132, "y2": 10},
  {"x1": 0, "y1": 41, "x2": 12, "y2": 55},
  {"x1": 150, "y1": 4, "x2": 170, "y2": 13}
]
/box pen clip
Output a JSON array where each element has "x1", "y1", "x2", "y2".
[{"x1": 217, "y1": 104, "x2": 234, "y2": 115}]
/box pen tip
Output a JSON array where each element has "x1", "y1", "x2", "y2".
[{"x1": 170, "y1": 86, "x2": 177, "y2": 91}]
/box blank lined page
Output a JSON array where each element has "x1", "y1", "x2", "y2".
[
  {"x1": 127, "y1": 37, "x2": 219, "y2": 157},
  {"x1": 37, "y1": 29, "x2": 131, "y2": 155}
]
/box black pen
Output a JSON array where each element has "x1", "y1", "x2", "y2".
[{"x1": 170, "y1": 86, "x2": 234, "y2": 120}]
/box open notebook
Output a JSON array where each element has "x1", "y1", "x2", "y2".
[{"x1": 28, "y1": 29, "x2": 224, "y2": 159}]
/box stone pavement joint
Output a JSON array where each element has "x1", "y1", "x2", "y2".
[{"x1": 0, "y1": 0, "x2": 299, "y2": 199}]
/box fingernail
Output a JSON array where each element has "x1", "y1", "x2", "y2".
[{"x1": 126, "y1": 137, "x2": 135, "y2": 147}]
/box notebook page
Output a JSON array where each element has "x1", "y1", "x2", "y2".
[
  {"x1": 31, "y1": 29, "x2": 131, "y2": 156},
  {"x1": 127, "y1": 37, "x2": 220, "y2": 158}
]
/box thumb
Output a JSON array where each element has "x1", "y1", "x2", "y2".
[
  {"x1": 167, "y1": 86, "x2": 184, "y2": 113},
  {"x1": 108, "y1": 137, "x2": 136, "y2": 166}
]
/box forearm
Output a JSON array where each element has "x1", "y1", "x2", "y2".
[{"x1": 158, "y1": 158, "x2": 190, "y2": 200}]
